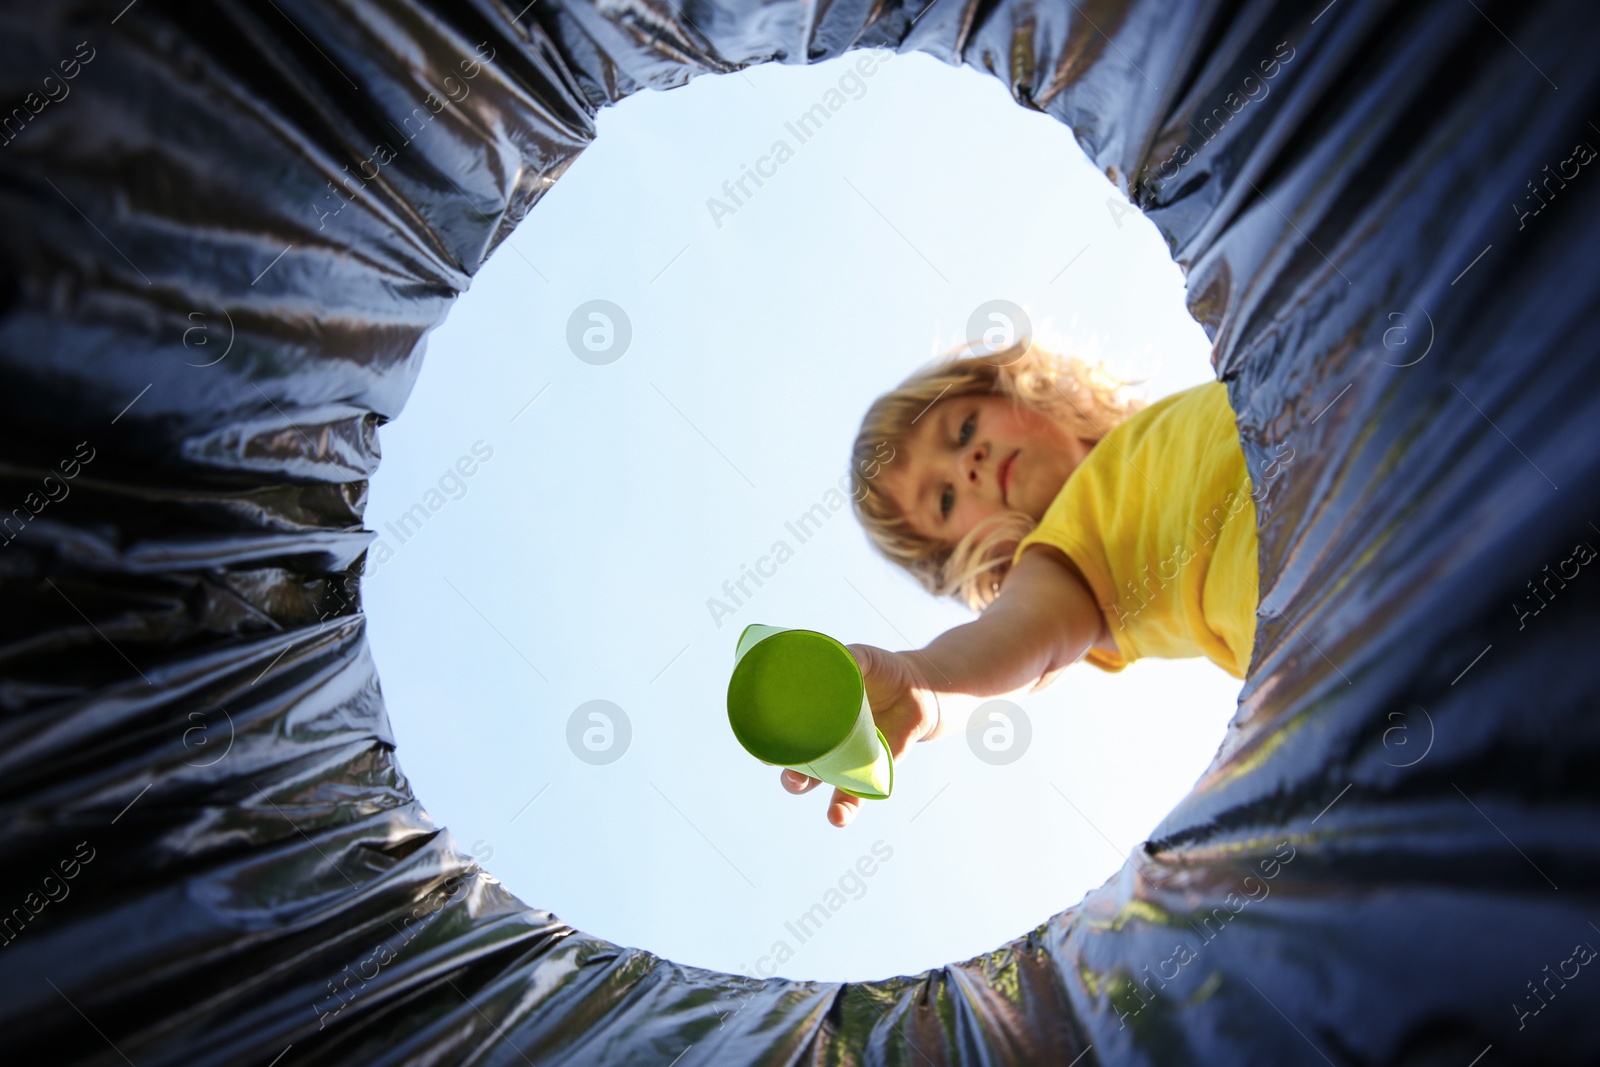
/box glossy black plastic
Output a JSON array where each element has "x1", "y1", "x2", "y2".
[{"x1": 2, "y1": 0, "x2": 1597, "y2": 1063}]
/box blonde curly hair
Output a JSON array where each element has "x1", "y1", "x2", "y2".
[{"x1": 849, "y1": 337, "x2": 1146, "y2": 611}]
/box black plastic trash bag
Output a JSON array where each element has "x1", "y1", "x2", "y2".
[{"x1": 2, "y1": 0, "x2": 1598, "y2": 1063}]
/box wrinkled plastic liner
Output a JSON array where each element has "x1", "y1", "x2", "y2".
[{"x1": 2, "y1": 0, "x2": 1598, "y2": 1064}]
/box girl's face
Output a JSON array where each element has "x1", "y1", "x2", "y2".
[{"x1": 878, "y1": 394, "x2": 1093, "y2": 548}]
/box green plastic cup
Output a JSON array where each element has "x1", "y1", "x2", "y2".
[{"x1": 727, "y1": 624, "x2": 894, "y2": 800}]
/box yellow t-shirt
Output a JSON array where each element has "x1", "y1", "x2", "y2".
[{"x1": 1009, "y1": 379, "x2": 1260, "y2": 679}]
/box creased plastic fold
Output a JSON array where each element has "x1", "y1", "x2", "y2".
[{"x1": 2, "y1": 0, "x2": 1597, "y2": 1064}]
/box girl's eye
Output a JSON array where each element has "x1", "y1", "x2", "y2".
[
  {"x1": 940, "y1": 486, "x2": 955, "y2": 518},
  {"x1": 958, "y1": 414, "x2": 976, "y2": 446}
]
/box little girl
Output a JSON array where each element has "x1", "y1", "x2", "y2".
[{"x1": 781, "y1": 340, "x2": 1267, "y2": 827}]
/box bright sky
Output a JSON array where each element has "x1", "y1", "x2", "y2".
[{"x1": 363, "y1": 48, "x2": 1243, "y2": 984}]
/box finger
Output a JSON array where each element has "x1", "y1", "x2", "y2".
[
  {"x1": 845, "y1": 642, "x2": 878, "y2": 675},
  {"x1": 780, "y1": 769, "x2": 823, "y2": 794},
  {"x1": 887, "y1": 728, "x2": 920, "y2": 761},
  {"x1": 828, "y1": 789, "x2": 863, "y2": 828}
]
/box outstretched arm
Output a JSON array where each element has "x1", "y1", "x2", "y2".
[
  {"x1": 909, "y1": 543, "x2": 1110, "y2": 708},
  {"x1": 783, "y1": 544, "x2": 1110, "y2": 826}
]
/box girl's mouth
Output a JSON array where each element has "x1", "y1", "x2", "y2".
[{"x1": 999, "y1": 450, "x2": 1019, "y2": 502}]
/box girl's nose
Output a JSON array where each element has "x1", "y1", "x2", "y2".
[{"x1": 965, "y1": 444, "x2": 986, "y2": 482}]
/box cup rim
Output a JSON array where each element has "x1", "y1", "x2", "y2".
[{"x1": 726, "y1": 628, "x2": 865, "y2": 764}]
